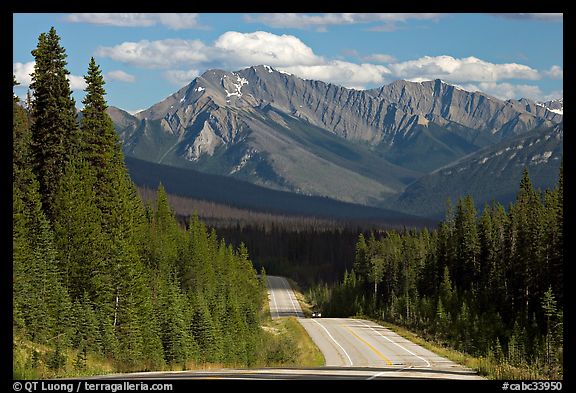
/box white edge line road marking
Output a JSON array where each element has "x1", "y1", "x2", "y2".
[
  {"x1": 311, "y1": 319, "x2": 354, "y2": 367},
  {"x1": 356, "y1": 320, "x2": 431, "y2": 368},
  {"x1": 269, "y1": 277, "x2": 279, "y2": 318},
  {"x1": 367, "y1": 370, "x2": 388, "y2": 380},
  {"x1": 282, "y1": 278, "x2": 300, "y2": 316},
  {"x1": 367, "y1": 364, "x2": 413, "y2": 380}
]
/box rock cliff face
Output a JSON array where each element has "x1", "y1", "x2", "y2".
[{"x1": 110, "y1": 65, "x2": 562, "y2": 211}]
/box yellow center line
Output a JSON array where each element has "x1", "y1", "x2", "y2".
[{"x1": 344, "y1": 326, "x2": 393, "y2": 366}]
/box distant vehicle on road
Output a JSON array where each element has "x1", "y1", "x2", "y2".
[{"x1": 311, "y1": 310, "x2": 322, "y2": 318}]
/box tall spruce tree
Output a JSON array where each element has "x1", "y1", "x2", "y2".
[
  {"x1": 512, "y1": 168, "x2": 545, "y2": 318},
  {"x1": 13, "y1": 76, "x2": 33, "y2": 193},
  {"x1": 353, "y1": 233, "x2": 370, "y2": 284},
  {"x1": 30, "y1": 27, "x2": 79, "y2": 221},
  {"x1": 553, "y1": 162, "x2": 563, "y2": 303},
  {"x1": 80, "y1": 57, "x2": 124, "y2": 201},
  {"x1": 454, "y1": 196, "x2": 481, "y2": 290}
]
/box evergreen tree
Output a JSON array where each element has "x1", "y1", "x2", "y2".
[
  {"x1": 552, "y1": 162, "x2": 563, "y2": 303},
  {"x1": 439, "y1": 265, "x2": 455, "y2": 317},
  {"x1": 454, "y1": 196, "x2": 480, "y2": 290},
  {"x1": 540, "y1": 286, "x2": 559, "y2": 364},
  {"x1": 29, "y1": 27, "x2": 79, "y2": 220},
  {"x1": 191, "y1": 295, "x2": 221, "y2": 364},
  {"x1": 478, "y1": 205, "x2": 495, "y2": 296},
  {"x1": 79, "y1": 57, "x2": 126, "y2": 210},
  {"x1": 13, "y1": 81, "x2": 33, "y2": 196},
  {"x1": 80, "y1": 58, "x2": 115, "y2": 163},
  {"x1": 511, "y1": 168, "x2": 546, "y2": 318},
  {"x1": 136, "y1": 271, "x2": 167, "y2": 371},
  {"x1": 52, "y1": 159, "x2": 109, "y2": 300},
  {"x1": 157, "y1": 272, "x2": 197, "y2": 367},
  {"x1": 13, "y1": 187, "x2": 34, "y2": 334},
  {"x1": 149, "y1": 184, "x2": 182, "y2": 273},
  {"x1": 353, "y1": 233, "x2": 370, "y2": 284},
  {"x1": 72, "y1": 293, "x2": 103, "y2": 356},
  {"x1": 13, "y1": 178, "x2": 73, "y2": 345}
]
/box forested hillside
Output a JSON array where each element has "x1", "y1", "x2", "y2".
[
  {"x1": 12, "y1": 28, "x2": 287, "y2": 378},
  {"x1": 308, "y1": 166, "x2": 563, "y2": 378}
]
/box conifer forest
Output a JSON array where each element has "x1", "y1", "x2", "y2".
[{"x1": 13, "y1": 28, "x2": 272, "y2": 377}]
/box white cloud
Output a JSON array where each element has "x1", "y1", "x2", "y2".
[
  {"x1": 213, "y1": 31, "x2": 323, "y2": 67},
  {"x1": 13, "y1": 61, "x2": 35, "y2": 87},
  {"x1": 13, "y1": 61, "x2": 85, "y2": 91},
  {"x1": 388, "y1": 55, "x2": 540, "y2": 83},
  {"x1": 540, "y1": 89, "x2": 563, "y2": 102},
  {"x1": 95, "y1": 30, "x2": 551, "y2": 97},
  {"x1": 65, "y1": 13, "x2": 201, "y2": 29},
  {"x1": 155, "y1": 14, "x2": 202, "y2": 30},
  {"x1": 105, "y1": 70, "x2": 136, "y2": 83},
  {"x1": 458, "y1": 82, "x2": 543, "y2": 100},
  {"x1": 164, "y1": 69, "x2": 200, "y2": 86},
  {"x1": 95, "y1": 39, "x2": 209, "y2": 68},
  {"x1": 245, "y1": 13, "x2": 443, "y2": 29},
  {"x1": 96, "y1": 31, "x2": 326, "y2": 83},
  {"x1": 544, "y1": 65, "x2": 563, "y2": 80},
  {"x1": 67, "y1": 74, "x2": 87, "y2": 91}
]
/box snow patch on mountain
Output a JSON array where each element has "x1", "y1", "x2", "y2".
[
  {"x1": 224, "y1": 73, "x2": 249, "y2": 98},
  {"x1": 230, "y1": 149, "x2": 258, "y2": 175},
  {"x1": 530, "y1": 151, "x2": 553, "y2": 165},
  {"x1": 537, "y1": 98, "x2": 563, "y2": 115}
]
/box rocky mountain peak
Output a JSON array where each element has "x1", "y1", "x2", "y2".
[{"x1": 111, "y1": 65, "x2": 562, "y2": 210}]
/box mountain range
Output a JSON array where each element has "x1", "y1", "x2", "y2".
[{"x1": 110, "y1": 65, "x2": 563, "y2": 219}]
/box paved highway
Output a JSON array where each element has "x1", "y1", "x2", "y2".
[
  {"x1": 266, "y1": 275, "x2": 304, "y2": 319},
  {"x1": 266, "y1": 275, "x2": 483, "y2": 380}
]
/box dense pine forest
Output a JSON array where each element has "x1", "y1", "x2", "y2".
[
  {"x1": 307, "y1": 166, "x2": 563, "y2": 378},
  {"x1": 12, "y1": 28, "x2": 295, "y2": 378}
]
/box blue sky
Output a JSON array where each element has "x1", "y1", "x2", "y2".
[{"x1": 13, "y1": 13, "x2": 563, "y2": 114}]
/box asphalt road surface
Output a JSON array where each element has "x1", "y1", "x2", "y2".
[
  {"x1": 266, "y1": 275, "x2": 304, "y2": 319},
  {"x1": 266, "y1": 275, "x2": 483, "y2": 380}
]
